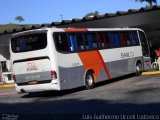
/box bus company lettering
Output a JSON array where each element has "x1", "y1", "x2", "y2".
[
  {"x1": 121, "y1": 52, "x2": 134, "y2": 58},
  {"x1": 27, "y1": 62, "x2": 38, "y2": 71},
  {"x1": 17, "y1": 36, "x2": 37, "y2": 44}
]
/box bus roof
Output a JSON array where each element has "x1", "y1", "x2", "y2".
[{"x1": 11, "y1": 27, "x2": 144, "y2": 37}]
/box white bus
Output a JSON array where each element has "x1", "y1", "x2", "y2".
[{"x1": 10, "y1": 27, "x2": 151, "y2": 93}]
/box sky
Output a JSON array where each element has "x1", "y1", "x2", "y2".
[{"x1": 0, "y1": 0, "x2": 160, "y2": 24}]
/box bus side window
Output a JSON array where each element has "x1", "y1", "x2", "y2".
[
  {"x1": 129, "y1": 32, "x2": 136, "y2": 46},
  {"x1": 101, "y1": 33, "x2": 106, "y2": 48},
  {"x1": 122, "y1": 32, "x2": 128, "y2": 46},
  {"x1": 98, "y1": 32, "x2": 107, "y2": 49},
  {"x1": 114, "y1": 32, "x2": 120, "y2": 48},
  {"x1": 134, "y1": 31, "x2": 140, "y2": 45},
  {"x1": 102, "y1": 33, "x2": 107, "y2": 48},
  {"x1": 109, "y1": 32, "x2": 117, "y2": 48},
  {"x1": 76, "y1": 33, "x2": 85, "y2": 50},
  {"x1": 84, "y1": 33, "x2": 89, "y2": 50},
  {"x1": 97, "y1": 33, "x2": 102, "y2": 48},
  {"x1": 114, "y1": 32, "x2": 117, "y2": 47},
  {"x1": 120, "y1": 32, "x2": 126, "y2": 47},
  {"x1": 92, "y1": 32, "x2": 98, "y2": 49},
  {"x1": 54, "y1": 33, "x2": 70, "y2": 52},
  {"x1": 109, "y1": 32, "x2": 113, "y2": 48},
  {"x1": 104, "y1": 32, "x2": 110, "y2": 48},
  {"x1": 112, "y1": 32, "x2": 116, "y2": 48},
  {"x1": 87, "y1": 33, "x2": 94, "y2": 49},
  {"x1": 125, "y1": 32, "x2": 130, "y2": 46},
  {"x1": 69, "y1": 33, "x2": 78, "y2": 51}
]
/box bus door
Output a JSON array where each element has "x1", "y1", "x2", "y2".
[{"x1": 139, "y1": 31, "x2": 151, "y2": 71}]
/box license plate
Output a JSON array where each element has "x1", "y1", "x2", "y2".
[{"x1": 28, "y1": 80, "x2": 38, "y2": 85}]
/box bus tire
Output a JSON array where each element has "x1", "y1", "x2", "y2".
[
  {"x1": 85, "y1": 71, "x2": 95, "y2": 89},
  {"x1": 135, "y1": 62, "x2": 142, "y2": 76}
]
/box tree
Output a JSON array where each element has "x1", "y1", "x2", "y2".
[
  {"x1": 84, "y1": 11, "x2": 100, "y2": 17},
  {"x1": 135, "y1": 0, "x2": 157, "y2": 8},
  {"x1": 94, "y1": 11, "x2": 100, "y2": 16},
  {"x1": 15, "y1": 16, "x2": 25, "y2": 23},
  {"x1": 84, "y1": 12, "x2": 95, "y2": 18}
]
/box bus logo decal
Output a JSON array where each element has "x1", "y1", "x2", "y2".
[{"x1": 27, "y1": 62, "x2": 38, "y2": 71}]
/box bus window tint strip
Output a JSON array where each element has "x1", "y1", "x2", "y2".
[{"x1": 53, "y1": 31, "x2": 140, "y2": 53}]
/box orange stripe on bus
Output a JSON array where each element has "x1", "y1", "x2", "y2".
[
  {"x1": 64, "y1": 28, "x2": 88, "y2": 32},
  {"x1": 96, "y1": 51, "x2": 111, "y2": 79},
  {"x1": 78, "y1": 50, "x2": 110, "y2": 82}
]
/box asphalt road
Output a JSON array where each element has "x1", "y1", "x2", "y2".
[{"x1": 0, "y1": 75, "x2": 160, "y2": 120}]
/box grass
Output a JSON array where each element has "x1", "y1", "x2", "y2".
[{"x1": 0, "y1": 24, "x2": 33, "y2": 32}]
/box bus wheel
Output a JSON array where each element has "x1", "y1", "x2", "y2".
[
  {"x1": 85, "y1": 72, "x2": 95, "y2": 89},
  {"x1": 135, "y1": 62, "x2": 142, "y2": 76}
]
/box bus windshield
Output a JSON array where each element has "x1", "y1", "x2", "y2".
[{"x1": 11, "y1": 33, "x2": 47, "y2": 53}]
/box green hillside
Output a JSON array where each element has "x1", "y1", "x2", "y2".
[{"x1": 0, "y1": 24, "x2": 32, "y2": 32}]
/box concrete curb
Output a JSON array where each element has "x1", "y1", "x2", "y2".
[
  {"x1": 0, "y1": 84, "x2": 15, "y2": 89},
  {"x1": 142, "y1": 71, "x2": 160, "y2": 75}
]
